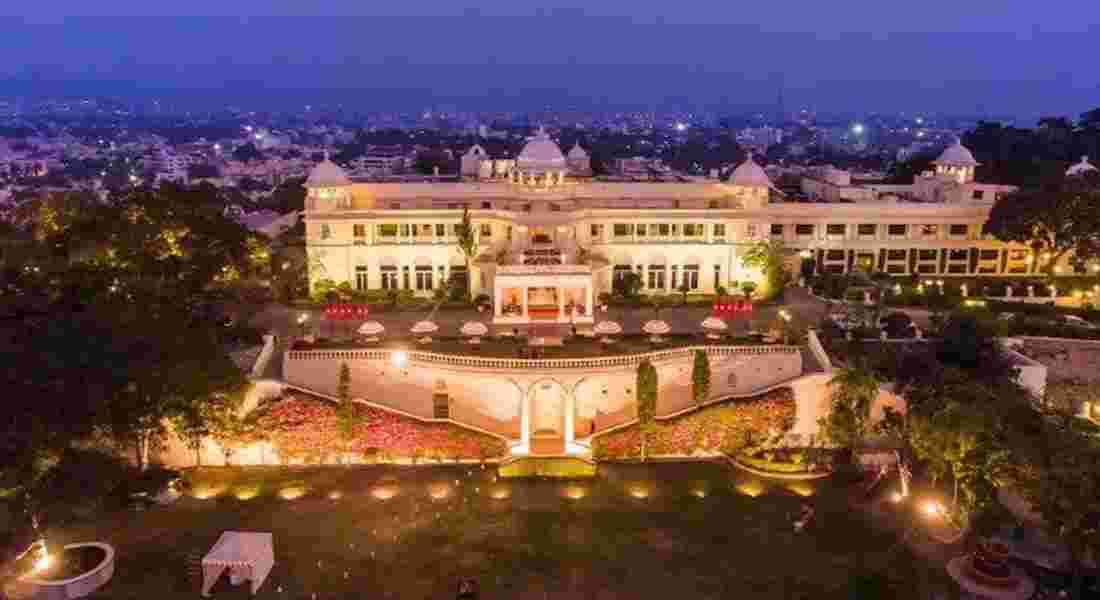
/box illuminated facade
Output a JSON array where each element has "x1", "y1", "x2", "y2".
[{"x1": 302, "y1": 135, "x2": 1064, "y2": 324}]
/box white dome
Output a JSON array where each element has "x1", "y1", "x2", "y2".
[
  {"x1": 517, "y1": 127, "x2": 566, "y2": 171},
  {"x1": 1067, "y1": 156, "x2": 1097, "y2": 177},
  {"x1": 935, "y1": 141, "x2": 978, "y2": 167},
  {"x1": 729, "y1": 154, "x2": 771, "y2": 186},
  {"x1": 567, "y1": 142, "x2": 589, "y2": 159},
  {"x1": 305, "y1": 158, "x2": 350, "y2": 188}
]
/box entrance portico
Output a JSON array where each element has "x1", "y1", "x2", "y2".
[{"x1": 493, "y1": 265, "x2": 595, "y2": 325}]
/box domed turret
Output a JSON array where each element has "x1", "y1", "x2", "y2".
[
  {"x1": 567, "y1": 142, "x2": 589, "y2": 160},
  {"x1": 305, "y1": 155, "x2": 351, "y2": 188},
  {"x1": 729, "y1": 152, "x2": 771, "y2": 187},
  {"x1": 516, "y1": 127, "x2": 567, "y2": 173},
  {"x1": 935, "y1": 141, "x2": 979, "y2": 167},
  {"x1": 1067, "y1": 156, "x2": 1097, "y2": 177}
]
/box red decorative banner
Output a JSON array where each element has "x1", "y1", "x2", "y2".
[
  {"x1": 712, "y1": 296, "x2": 752, "y2": 316},
  {"x1": 323, "y1": 303, "x2": 369, "y2": 321}
]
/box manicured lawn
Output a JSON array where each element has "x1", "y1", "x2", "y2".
[{"x1": 49, "y1": 462, "x2": 948, "y2": 599}]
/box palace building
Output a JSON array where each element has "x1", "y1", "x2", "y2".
[{"x1": 302, "y1": 131, "x2": 1054, "y2": 325}]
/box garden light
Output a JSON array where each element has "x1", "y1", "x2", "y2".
[
  {"x1": 279, "y1": 486, "x2": 307, "y2": 500},
  {"x1": 34, "y1": 552, "x2": 51, "y2": 572},
  {"x1": 490, "y1": 486, "x2": 511, "y2": 500},
  {"x1": 327, "y1": 490, "x2": 343, "y2": 500},
  {"x1": 428, "y1": 483, "x2": 452, "y2": 500},
  {"x1": 692, "y1": 488, "x2": 707, "y2": 499},
  {"x1": 737, "y1": 482, "x2": 764, "y2": 498},
  {"x1": 889, "y1": 491, "x2": 903, "y2": 503},
  {"x1": 922, "y1": 501, "x2": 943, "y2": 517},
  {"x1": 391, "y1": 351, "x2": 408, "y2": 369},
  {"x1": 371, "y1": 485, "x2": 399, "y2": 500},
  {"x1": 628, "y1": 485, "x2": 650, "y2": 499},
  {"x1": 562, "y1": 485, "x2": 587, "y2": 500}
]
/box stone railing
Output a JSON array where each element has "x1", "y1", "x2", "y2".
[{"x1": 285, "y1": 344, "x2": 800, "y2": 372}]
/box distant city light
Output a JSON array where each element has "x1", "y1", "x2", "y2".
[
  {"x1": 851, "y1": 123, "x2": 865, "y2": 135},
  {"x1": 916, "y1": 117, "x2": 924, "y2": 125},
  {"x1": 675, "y1": 122, "x2": 688, "y2": 132}
]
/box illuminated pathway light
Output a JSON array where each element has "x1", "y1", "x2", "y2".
[
  {"x1": 787, "y1": 482, "x2": 814, "y2": 498},
  {"x1": 371, "y1": 485, "x2": 399, "y2": 501},
  {"x1": 562, "y1": 485, "x2": 587, "y2": 500},
  {"x1": 736, "y1": 481, "x2": 765, "y2": 498},
  {"x1": 192, "y1": 487, "x2": 224, "y2": 500},
  {"x1": 279, "y1": 486, "x2": 307, "y2": 500},
  {"x1": 234, "y1": 486, "x2": 261, "y2": 500},
  {"x1": 428, "y1": 483, "x2": 452, "y2": 500},
  {"x1": 489, "y1": 486, "x2": 511, "y2": 500},
  {"x1": 327, "y1": 490, "x2": 343, "y2": 500}
]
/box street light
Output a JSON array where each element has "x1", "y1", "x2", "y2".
[{"x1": 296, "y1": 312, "x2": 310, "y2": 337}]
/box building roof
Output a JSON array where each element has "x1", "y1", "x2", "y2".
[
  {"x1": 305, "y1": 157, "x2": 350, "y2": 188},
  {"x1": 1067, "y1": 156, "x2": 1097, "y2": 177},
  {"x1": 517, "y1": 127, "x2": 566, "y2": 170},
  {"x1": 935, "y1": 141, "x2": 979, "y2": 167},
  {"x1": 728, "y1": 153, "x2": 771, "y2": 187},
  {"x1": 567, "y1": 142, "x2": 589, "y2": 159}
]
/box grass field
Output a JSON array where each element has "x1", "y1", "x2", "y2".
[{"x1": 48, "y1": 461, "x2": 950, "y2": 600}]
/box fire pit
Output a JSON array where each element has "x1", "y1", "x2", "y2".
[
  {"x1": 947, "y1": 539, "x2": 1034, "y2": 600},
  {"x1": 16, "y1": 542, "x2": 115, "y2": 600}
]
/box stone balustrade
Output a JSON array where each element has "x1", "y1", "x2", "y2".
[{"x1": 285, "y1": 344, "x2": 800, "y2": 372}]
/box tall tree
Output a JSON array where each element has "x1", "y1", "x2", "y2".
[
  {"x1": 335, "y1": 362, "x2": 358, "y2": 465},
  {"x1": 820, "y1": 364, "x2": 881, "y2": 459},
  {"x1": 985, "y1": 179, "x2": 1100, "y2": 276},
  {"x1": 455, "y1": 207, "x2": 478, "y2": 302},
  {"x1": 741, "y1": 239, "x2": 790, "y2": 301},
  {"x1": 636, "y1": 359, "x2": 658, "y2": 462},
  {"x1": 691, "y1": 350, "x2": 711, "y2": 405}
]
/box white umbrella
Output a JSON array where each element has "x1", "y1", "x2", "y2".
[
  {"x1": 357, "y1": 321, "x2": 386, "y2": 336},
  {"x1": 410, "y1": 320, "x2": 439, "y2": 335},
  {"x1": 701, "y1": 316, "x2": 728, "y2": 340},
  {"x1": 460, "y1": 321, "x2": 488, "y2": 343},
  {"x1": 642, "y1": 320, "x2": 671, "y2": 335},
  {"x1": 594, "y1": 321, "x2": 623, "y2": 335}
]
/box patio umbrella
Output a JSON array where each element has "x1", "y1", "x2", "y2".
[
  {"x1": 701, "y1": 316, "x2": 728, "y2": 340},
  {"x1": 460, "y1": 321, "x2": 488, "y2": 343},
  {"x1": 410, "y1": 320, "x2": 439, "y2": 343},
  {"x1": 594, "y1": 320, "x2": 622, "y2": 343},
  {"x1": 357, "y1": 321, "x2": 385, "y2": 337},
  {"x1": 642, "y1": 319, "x2": 671, "y2": 343}
]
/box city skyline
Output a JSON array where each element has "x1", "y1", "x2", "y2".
[{"x1": 2, "y1": 2, "x2": 1098, "y2": 118}]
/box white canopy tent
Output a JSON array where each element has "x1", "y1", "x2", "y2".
[{"x1": 201, "y1": 531, "x2": 274, "y2": 597}]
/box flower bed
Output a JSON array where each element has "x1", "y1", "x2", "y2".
[
  {"x1": 253, "y1": 394, "x2": 508, "y2": 463},
  {"x1": 736, "y1": 448, "x2": 831, "y2": 475},
  {"x1": 592, "y1": 387, "x2": 796, "y2": 460}
]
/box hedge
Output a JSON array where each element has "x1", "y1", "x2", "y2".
[{"x1": 592, "y1": 387, "x2": 796, "y2": 460}]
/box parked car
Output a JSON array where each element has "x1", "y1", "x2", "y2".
[{"x1": 1056, "y1": 315, "x2": 1099, "y2": 330}]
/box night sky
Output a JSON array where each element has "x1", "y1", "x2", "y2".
[{"x1": 3, "y1": 1, "x2": 1098, "y2": 118}]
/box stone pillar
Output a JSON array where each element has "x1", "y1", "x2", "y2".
[
  {"x1": 564, "y1": 388, "x2": 575, "y2": 448},
  {"x1": 520, "y1": 389, "x2": 531, "y2": 450},
  {"x1": 521, "y1": 287, "x2": 529, "y2": 317},
  {"x1": 585, "y1": 285, "x2": 594, "y2": 315},
  {"x1": 494, "y1": 284, "x2": 503, "y2": 317},
  {"x1": 558, "y1": 288, "x2": 566, "y2": 319}
]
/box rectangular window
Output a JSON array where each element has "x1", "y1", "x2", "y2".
[
  {"x1": 415, "y1": 266, "x2": 433, "y2": 290},
  {"x1": 857, "y1": 224, "x2": 876, "y2": 236},
  {"x1": 972, "y1": 190, "x2": 985, "y2": 200},
  {"x1": 949, "y1": 224, "x2": 969, "y2": 236},
  {"x1": 714, "y1": 264, "x2": 721, "y2": 289},
  {"x1": 947, "y1": 264, "x2": 968, "y2": 274},
  {"x1": 613, "y1": 223, "x2": 632, "y2": 237},
  {"x1": 670, "y1": 224, "x2": 679, "y2": 236},
  {"x1": 770, "y1": 224, "x2": 784, "y2": 236},
  {"x1": 683, "y1": 224, "x2": 696, "y2": 237},
  {"x1": 683, "y1": 265, "x2": 699, "y2": 290},
  {"x1": 887, "y1": 249, "x2": 907, "y2": 261},
  {"x1": 917, "y1": 264, "x2": 937, "y2": 274},
  {"x1": 888, "y1": 224, "x2": 908, "y2": 236},
  {"x1": 949, "y1": 249, "x2": 968, "y2": 261},
  {"x1": 1009, "y1": 249, "x2": 1029, "y2": 261},
  {"x1": 613, "y1": 265, "x2": 633, "y2": 283},
  {"x1": 481, "y1": 201, "x2": 492, "y2": 209},
  {"x1": 657, "y1": 224, "x2": 670, "y2": 236},
  {"x1": 670, "y1": 265, "x2": 679, "y2": 289},
  {"x1": 747, "y1": 223, "x2": 758, "y2": 238},
  {"x1": 402, "y1": 266, "x2": 410, "y2": 289},
  {"x1": 389, "y1": 202, "x2": 401, "y2": 209},
  {"x1": 435, "y1": 224, "x2": 445, "y2": 237},
  {"x1": 320, "y1": 224, "x2": 331, "y2": 240},
  {"x1": 400, "y1": 224, "x2": 411, "y2": 237},
  {"x1": 826, "y1": 250, "x2": 845, "y2": 261},
  {"x1": 979, "y1": 249, "x2": 1000, "y2": 261},
  {"x1": 921, "y1": 224, "x2": 939, "y2": 237},
  {"x1": 479, "y1": 223, "x2": 492, "y2": 238},
  {"x1": 826, "y1": 224, "x2": 846, "y2": 236},
  {"x1": 918, "y1": 249, "x2": 938, "y2": 261},
  {"x1": 380, "y1": 266, "x2": 398, "y2": 290},
  {"x1": 647, "y1": 266, "x2": 666, "y2": 290},
  {"x1": 353, "y1": 224, "x2": 367, "y2": 238},
  {"x1": 590, "y1": 224, "x2": 603, "y2": 238},
  {"x1": 506, "y1": 226, "x2": 512, "y2": 241},
  {"x1": 714, "y1": 223, "x2": 727, "y2": 238},
  {"x1": 795, "y1": 224, "x2": 814, "y2": 236},
  {"x1": 886, "y1": 264, "x2": 906, "y2": 274},
  {"x1": 355, "y1": 266, "x2": 368, "y2": 291},
  {"x1": 636, "y1": 224, "x2": 647, "y2": 237}
]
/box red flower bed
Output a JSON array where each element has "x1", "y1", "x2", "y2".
[
  {"x1": 255, "y1": 394, "x2": 508, "y2": 462},
  {"x1": 593, "y1": 387, "x2": 796, "y2": 460}
]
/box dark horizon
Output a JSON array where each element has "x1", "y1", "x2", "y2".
[{"x1": 2, "y1": 6, "x2": 1098, "y2": 120}]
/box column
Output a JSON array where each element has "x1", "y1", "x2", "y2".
[
  {"x1": 564, "y1": 388, "x2": 576, "y2": 449},
  {"x1": 520, "y1": 389, "x2": 531, "y2": 450},
  {"x1": 521, "y1": 287, "x2": 529, "y2": 318},
  {"x1": 494, "y1": 283, "x2": 503, "y2": 317},
  {"x1": 585, "y1": 285, "x2": 594, "y2": 316},
  {"x1": 558, "y1": 288, "x2": 566, "y2": 319}
]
